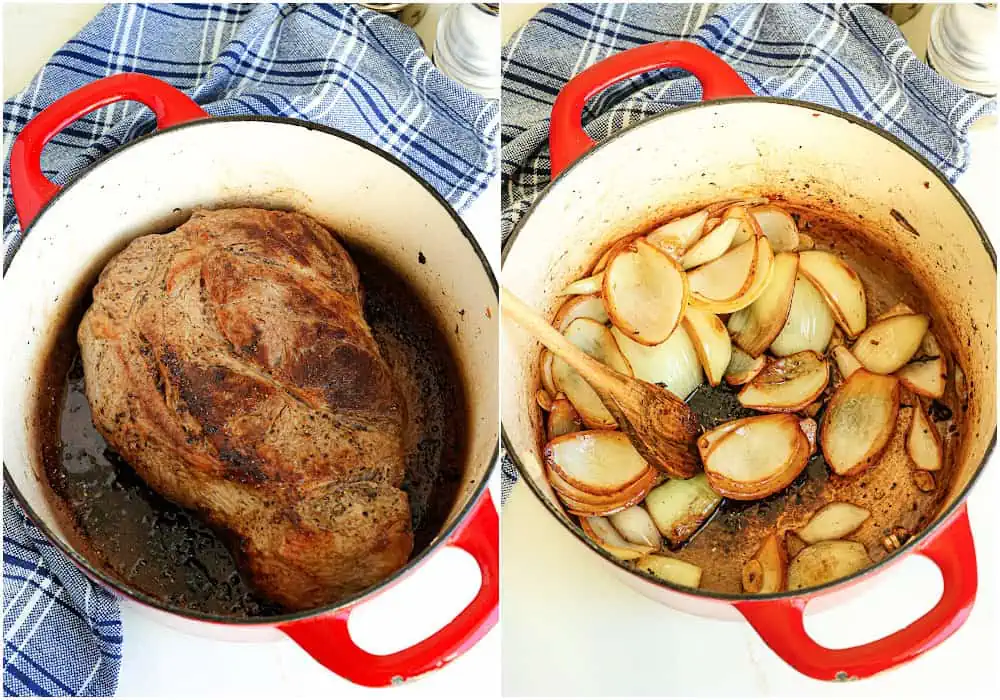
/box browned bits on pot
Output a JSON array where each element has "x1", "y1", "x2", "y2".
[
  {"x1": 882, "y1": 526, "x2": 911, "y2": 553},
  {"x1": 912, "y1": 470, "x2": 935, "y2": 492}
]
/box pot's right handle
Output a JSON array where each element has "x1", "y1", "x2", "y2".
[
  {"x1": 736, "y1": 505, "x2": 978, "y2": 681},
  {"x1": 549, "y1": 41, "x2": 753, "y2": 177},
  {"x1": 10, "y1": 73, "x2": 208, "y2": 228}
]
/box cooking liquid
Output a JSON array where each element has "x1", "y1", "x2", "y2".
[
  {"x1": 558, "y1": 207, "x2": 960, "y2": 594},
  {"x1": 36, "y1": 246, "x2": 467, "y2": 617}
]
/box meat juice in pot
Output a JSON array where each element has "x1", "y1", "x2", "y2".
[
  {"x1": 544, "y1": 204, "x2": 964, "y2": 594},
  {"x1": 35, "y1": 244, "x2": 468, "y2": 617}
]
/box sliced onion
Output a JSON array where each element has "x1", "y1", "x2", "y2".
[
  {"x1": 821, "y1": 370, "x2": 900, "y2": 476},
  {"x1": 540, "y1": 350, "x2": 557, "y2": 395},
  {"x1": 852, "y1": 313, "x2": 930, "y2": 375},
  {"x1": 797, "y1": 233, "x2": 816, "y2": 251},
  {"x1": 749, "y1": 206, "x2": 800, "y2": 252},
  {"x1": 553, "y1": 294, "x2": 610, "y2": 331},
  {"x1": 549, "y1": 466, "x2": 657, "y2": 516},
  {"x1": 560, "y1": 271, "x2": 604, "y2": 296},
  {"x1": 724, "y1": 207, "x2": 758, "y2": 247},
  {"x1": 907, "y1": 400, "x2": 943, "y2": 471},
  {"x1": 536, "y1": 388, "x2": 553, "y2": 412},
  {"x1": 770, "y1": 274, "x2": 835, "y2": 357},
  {"x1": 737, "y1": 351, "x2": 830, "y2": 413},
  {"x1": 876, "y1": 302, "x2": 916, "y2": 321},
  {"x1": 545, "y1": 430, "x2": 650, "y2": 495},
  {"x1": 611, "y1": 324, "x2": 703, "y2": 400},
  {"x1": 646, "y1": 208, "x2": 710, "y2": 258},
  {"x1": 581, "y1": 516, "x2": 655, "y2": 560},
  {"x1": 687, "y1": 237, "x2": 757, "y2": 303},
  {"x1": 635, "y1": 554, "x2": 703, "y2": 588},
  {"x1": 604, "y1": 238, "x2": 689, "y2": 346},
  {"x1": 799, "y1": 417, "x2": 818, "y2": 453},
  {"x1": 682, "y1": 307, "x2": 732, "y2": 387},
  {"x1": 700, "y1": 414, "x2": 810, "y2": 500},
  {"x1": 728, "y1": 252, "x2": 799, "y2": 357},
  {"x1": 725, "y1": 347, "x2": 767, "y2": 386},
  {"x1": 547, "y1": 397, "x2": 584, "y2": 440},
  {"x1": 691, "y1": 236, "x2": 774, "y2": 314},
  {"x1": 831, "y1": 345, "x2": 862, "y2": 380},
  {"x1": 796, "y1": 502, "x2": 871, "y2": 544},
  {"x1": 553, "y1": 318, "x2": 632, "y2": 429},
  {"x1": 742, "y1": 533, "x2": 787, "y2": 594},
  {"x1": 897, "y1": 357, "x2": 947, "y2": 398},
  {"x1": 798, "y1": 251, "x2": 867, "y2": 337},
  {"x1": 787, "y1": 541, "x2": 870, "y2": 590},
  {"x1": 644, "y1": 473, "x2": 722, "y2": 547},
  {"x1": 681, "y1": 218, "x2": 739, "y2": 270},
  {"x1": 609, "y1": 506, "x2": 662, "y2": 549}
]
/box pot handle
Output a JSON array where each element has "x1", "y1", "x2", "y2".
[
  {"x1": 735, "y1": 504, "x2": 978, "y2": 681},
  {"x1": 549, "y1": 41, "x2": 753, "y2": 177},
  {"x1": 279, "y1": 490, "x2": 499, "y2": 687},
  {"x1": 10, "y1": 73, "x2": 208, "y2": 228}
]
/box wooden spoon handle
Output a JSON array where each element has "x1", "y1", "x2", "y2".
[{"x1": 501, "y1": 288, "x2": 611, "y2": 387}]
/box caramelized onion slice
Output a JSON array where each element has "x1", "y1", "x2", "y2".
[
  {"x1": 581, "y1": 516, "x2": 655, "y2": 560},
  {"x1": 545, "y1": 430, "x2": 650, "y2": 496},
  {"x1": 691, "y1": 236, "x2": 774, "y2": 314},
  {"x1": 798, "y1": 251, "x2": 867, "y2": 337},
  {"x1": 553, "y1": 294, "x2": 610, "y2": 331},
  {"x1": 644, "y1": 473, "x2": 722, "y2": 547},
  {"x1": 831, "y1": 345, "x2": 862, "y2": 380},
  {"x1": 646, "y1": 208, "x2": 710, "y2": 257},
  {"x1": 560, "y1": 271, "x2": 604, "y2": 296},
  {"x1": 687, "y1": 237, "x2": 757, "y2": 304},
  {"x1": 737, "y1": 351, "x2": 829, "y2": 413},
  {"x1": 907, "y1": 401, "x2": 943, "y2": 471},
  {"x1": 681, "y1": 218, "x2": 739, "y2": 270},
  {"x1": 742, "y1": 533, "x2": 787, "y2": 594},
  {"x1": 728, "y1": 252, "x2": 798, "y2": 357},
  {"x1": 635, "y1": 554, "x2": 703, "y2": 588},
  {"x1": 770, "y1": 274, "x2": 835, "y2": 357},
  {"x1": 799, "y1": 417, "x2": 818, "y2": 453},
  {"x1": 796, "y1": 502, "x2": 871, "y2": 544},
  {"x1": 609, "y1": 506, "x2": 662, "y2": 549},
  {"x1": 682, "y1": 307, "x2": 732, "y2": 387},
  {"x1": 725, "y1": 347, "x2": 767, "y2": 386},
  {"x1": 611, "y1": 324, "x2": 703, "y2": 401},
  {"x1": 788, "y1": 540, "x2": 870, "y2": 590},
  {"x1": 897, "y1": 357, "x2": 947, "y2": 398},
  {"x1": 540, "y1": 350, "x2": 557, "y2": 395},
  {"x1": 553, "y1": 318, "x2": 632, "y2": 429},
  {"x1": 750, "y1": 206, "x2": 800, "y2": 252},
  {"x1": 536, "y1": 389, "x2": 553, "y2": 412},
  {"x1": 700, "y1": 414, "x2": 810, "y2": 500},
  {"x1": 549, "y1": 466, "x2": 657, "y2": 516},
  {"x1": 821, "y1": 370, "x2": 900, "y2": 476},
  {"x1": 604, "y1": 238, "x2": 689, "y2": 346},
  {"x1": 852, "y1": 313, "x2": 929, "y2": 375},
  {"x1": 547, "y1": 397, "x2": 584, "y2": 440}
]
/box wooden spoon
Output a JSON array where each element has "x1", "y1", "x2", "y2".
[{"x1": 502, "y1": 288, "x2": 701, "y2": 478}]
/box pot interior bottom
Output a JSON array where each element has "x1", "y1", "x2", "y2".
[
  {"x1": 564, "y1": 206, "x2": 964, "y2": 595},
  {"x1": 37, "y1": 247, "x2": 468, "y2": 618}
]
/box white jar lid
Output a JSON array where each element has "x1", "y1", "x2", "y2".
[{"x1": 927, "y1": 3, "x2": 998, "y2": 95}]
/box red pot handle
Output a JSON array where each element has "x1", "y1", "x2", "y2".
[
  {"x1": 549, "y1": 41, "x2": 753, "y2": 178},
  {"x1": 280, "y1": 490, "x2": 498, "y2": 687},
  {"x1": 9, "y1": 73, "x2": 208, "y2": 228},
  {"x1": 736, "y1": 504, "x2": 978, "y2": 681}
]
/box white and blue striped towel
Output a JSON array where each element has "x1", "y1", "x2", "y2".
[
  {"x1": 3, "y1": 3, "x2": 497, "y2": 696},
  {"x1": 499, "y1": 2, "x2": 995, "y2": 502}
]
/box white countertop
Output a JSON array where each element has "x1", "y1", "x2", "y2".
[{"x1": 3, "y1": 4, "x2": 500, "y2": 696}]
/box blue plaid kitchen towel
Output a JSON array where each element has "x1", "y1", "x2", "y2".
[
  {"x1": 3, "y1": 3, "x2": 497, "y2": 696},
  {"x1": 499, "y1": 2, "x2": 996, "y2": 503}
]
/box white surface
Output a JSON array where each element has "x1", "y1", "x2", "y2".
[
  {"x1": 501, "y1": 125, "x2": 999, "y2": 697},
  {"x1": 2, "y1": 3, "x2": 501, "y2": 696}
]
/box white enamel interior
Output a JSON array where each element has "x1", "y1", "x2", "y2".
[
  {"x1": 3, "y1": 119, "x2": 498, "y2": 617},
  {"x1": 502, "y1": 99, "x2": 995, "y2": 604}
]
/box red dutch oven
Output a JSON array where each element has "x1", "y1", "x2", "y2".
[
  {"x1": 3, "y1": 74, "x2": 499, "y2": 687},
  {"x1": 501, "y1": 42, "x2": 995, "y2": 681}
]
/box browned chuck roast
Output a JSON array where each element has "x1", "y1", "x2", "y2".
[{"x1": 77, "y1": 208, "x2": 412, "y2": 611}]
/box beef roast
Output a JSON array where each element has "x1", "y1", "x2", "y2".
[{"x1": 77, "y1": 208, "x2": 413, "y2": 611}]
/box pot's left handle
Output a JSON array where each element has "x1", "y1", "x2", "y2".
[
  {"x1": 549, "y1": 41, "x2": 753, "y2": 178},
  {"x1": 10, "y1": 73, "x2": 208, "y2": 228},
  {"x1": 279, "y1": 491, "x2": 499, "y2": 688}
]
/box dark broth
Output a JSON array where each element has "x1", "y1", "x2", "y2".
[{"x1": 37, "y1": 244, "x2": 467, "y2": 617}]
